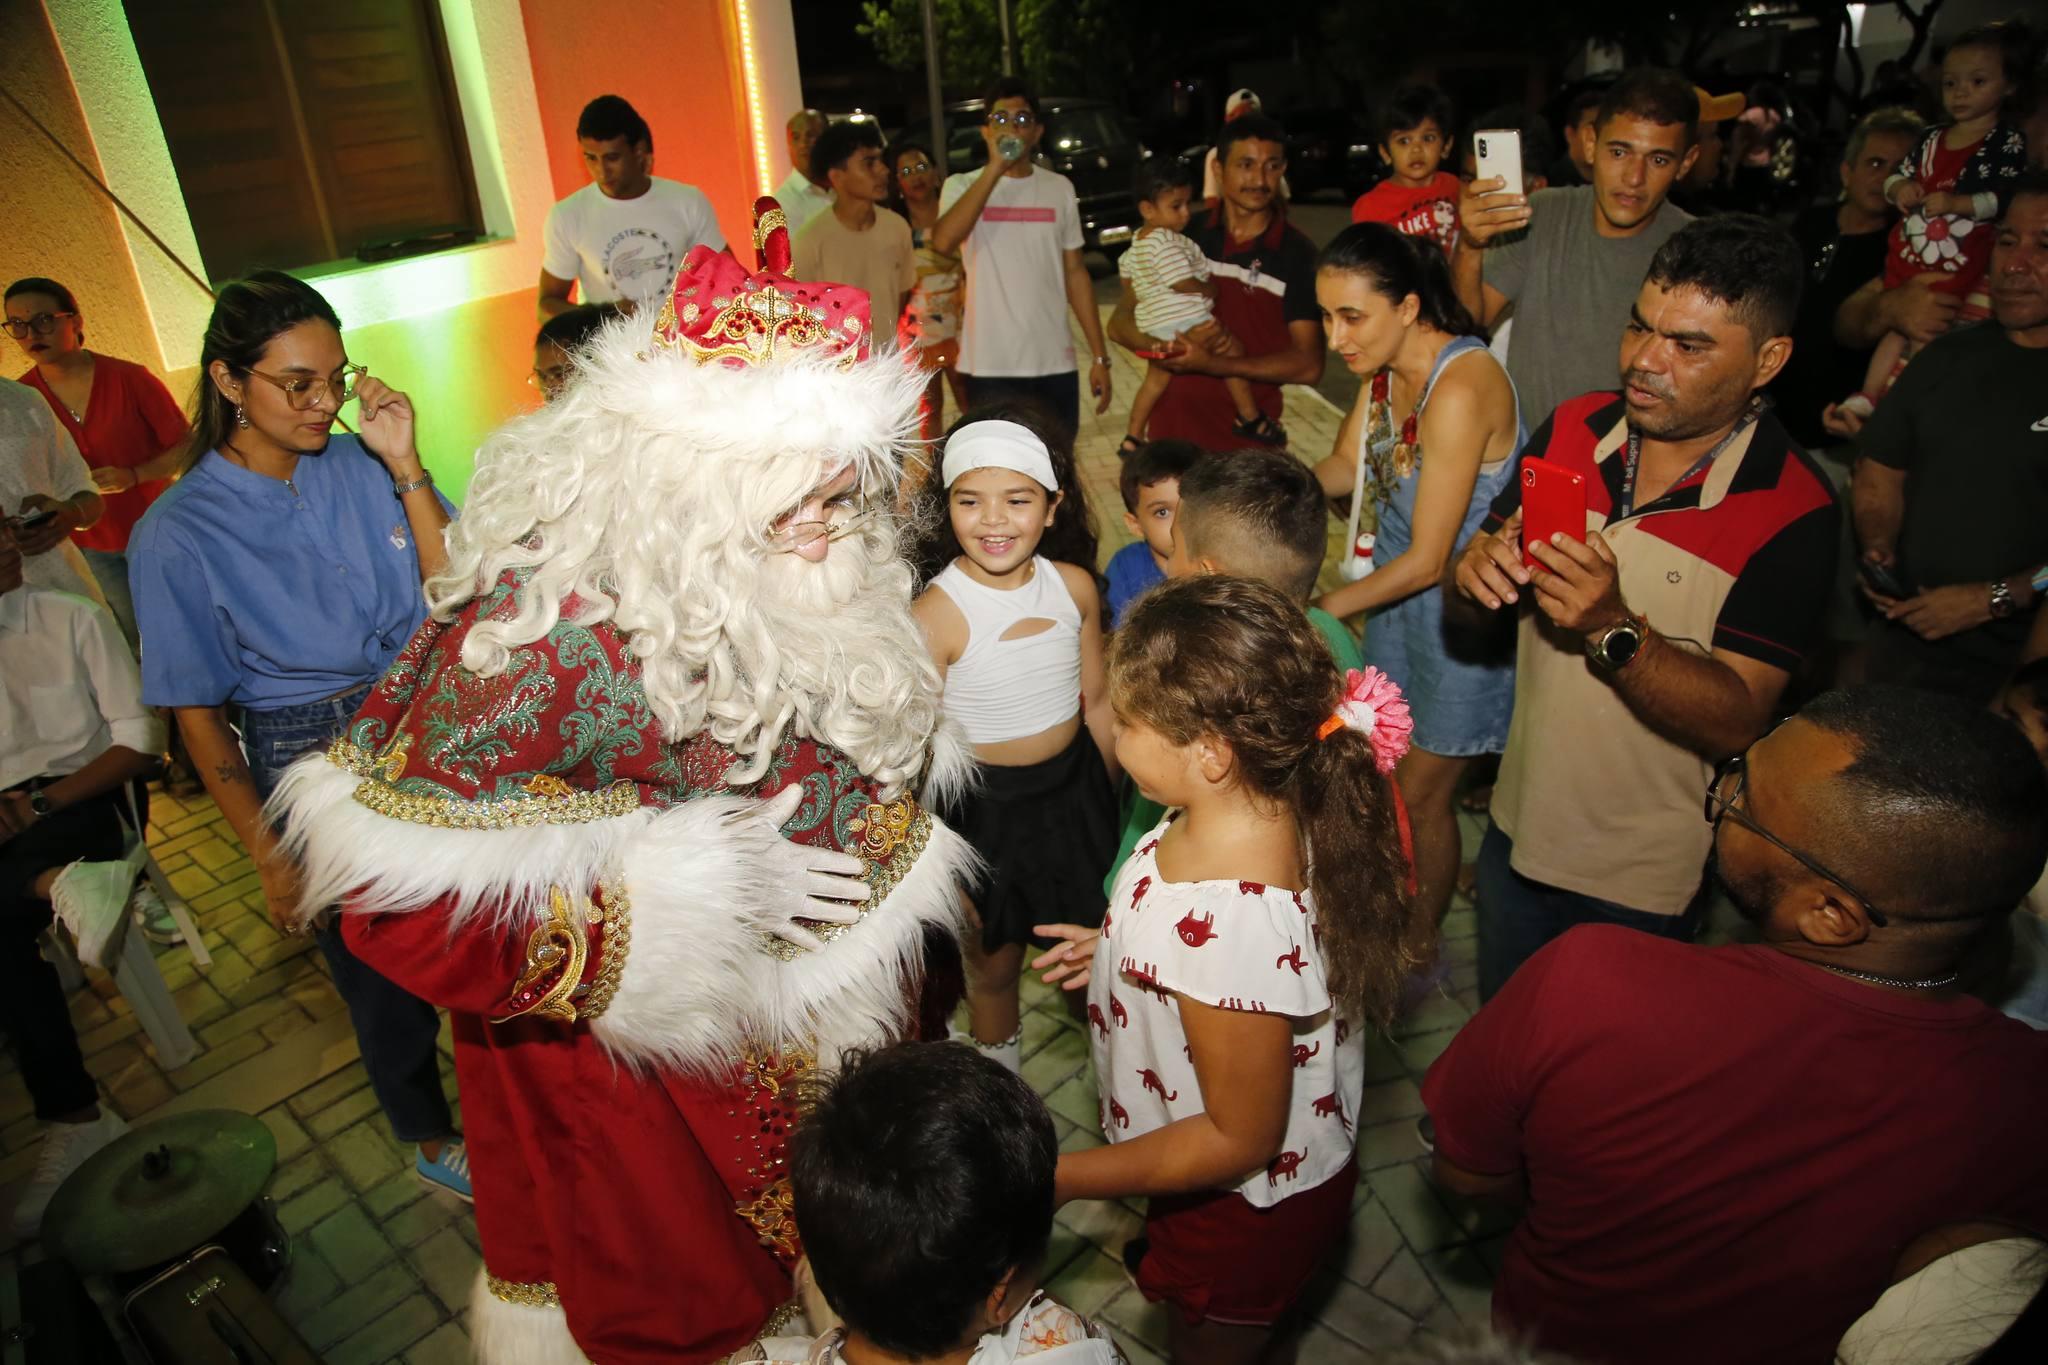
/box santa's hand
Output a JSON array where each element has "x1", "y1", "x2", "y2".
[{"x1": 750, "y1": 785, "x2": 870, "y2": 952}]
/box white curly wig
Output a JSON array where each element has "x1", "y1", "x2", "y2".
[{"x1": 424, "y1": 310, "x2": 954, "y2": 800}]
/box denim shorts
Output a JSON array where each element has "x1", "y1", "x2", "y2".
[{"x1": 238, "y1": 683, "x2": 374, "y2": 801}]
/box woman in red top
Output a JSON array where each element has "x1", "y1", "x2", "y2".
[{"x1": 6, "y1": 277, "x2": 187, "y2": 646}]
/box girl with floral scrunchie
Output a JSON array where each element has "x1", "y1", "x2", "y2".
[{"x1": 1032, "y1": 574, "x2": 1426, "y2": 1363}]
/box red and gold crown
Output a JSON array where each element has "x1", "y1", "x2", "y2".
[{"x1": 650, "y1": 196, "x2": 870, "y2": 369}]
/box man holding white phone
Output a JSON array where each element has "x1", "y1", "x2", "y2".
[
  {"x1": 1449, "y1": 216, "x2": 1838, "y2": 998},
  {"x1": 0, "y1": 377, "x2": 103, "y2": 603},
  {"x1": 1452, "y1": 69, "x2": 1699, "y2": 430}
]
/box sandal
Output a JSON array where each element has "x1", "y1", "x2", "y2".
[
  {"x1": 1231, "y1": 413, "x2": 1288, "y2": 447},
  {"x1": 1116, "y1": 435, "x2": 1145, "y2": 459}
]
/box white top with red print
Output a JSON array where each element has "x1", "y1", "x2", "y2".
[{"x1": 1086, "y1": 816, "x2": 1365, "y2": 1209}]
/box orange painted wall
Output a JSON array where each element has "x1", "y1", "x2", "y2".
[{"x1": 518, "y1": 0, "x2": 760, "y2": 255}]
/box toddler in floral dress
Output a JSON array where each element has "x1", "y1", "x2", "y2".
[
  {"x1": 1033, "y1": 575, "x2": 1424, "y2": 1360},
  {"x1": 1835, "y1": 23, "x2": 2029, "y2": 423}
]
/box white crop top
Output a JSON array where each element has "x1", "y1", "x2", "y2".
[{"x1": 932, "y1": 558, "x2": 1083, "y2": 744}]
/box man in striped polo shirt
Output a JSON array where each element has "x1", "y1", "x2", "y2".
[{"x1": 1451, "y1": 214, "x2": 1839, "y2": 998}]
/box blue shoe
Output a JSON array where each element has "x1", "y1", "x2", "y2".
[{"x1": 416, "y1": 1140, "x2": 473, "y2": 1202}]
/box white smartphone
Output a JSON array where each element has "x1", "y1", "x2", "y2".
[{"x1": 1473, "y1": 129, "x2": 1524, "y2": 194}]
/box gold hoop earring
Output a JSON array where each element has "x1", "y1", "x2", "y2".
[{"x1": 234, "y1": 405, "x2": 250, "y2": 429}]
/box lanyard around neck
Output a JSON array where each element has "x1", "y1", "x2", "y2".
[{"x1": 1616, "y1": 408, "x2": 1757, "y2": 522}]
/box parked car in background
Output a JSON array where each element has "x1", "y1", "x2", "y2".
[
  {"x1": 1283, "y1": 107, "x2": 1382, "y2": 201},
  {"x1": 903, "y1": 96, "x2": 1138, "y2": 255}
]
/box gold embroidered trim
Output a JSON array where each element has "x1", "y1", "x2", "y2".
[
  {"x1": 327, "y1": 738, "x2": 639, "y2": 830},
  {"x1": 713, "y1": 1302, "x2": 802, "y2": 1365},
  {"x1": 486, "y1": 1275, "x2": 560, "y2": 1308},
  {"x1": 499, "y1": 887, "x2": 590, "y2": 1024},
  {"x1": 579, "y1": 877, "x2": 631, "y2": 1019},
  {"x1": 736, "y1": 1177, "x2": 799, "y2": 1261},
  {"x1": 761, "y1": 799, "x2": 931, "y2": 962}
]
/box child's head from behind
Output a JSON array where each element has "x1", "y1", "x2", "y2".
[
  {"x1": 1942, "y1": 20, "x2": 2032, "y2": 123},
  {"x1": 1170, "y1": 448, "x2": 1327, "y2": 602},
  {"x1": 1134, "y1": 155, "x2": 1200, "y2": 233},
  {"x1": 1110, "y1": 576, "x2": 1420, "y2": 1024},
  {"x1": 792, "y1": 1042, "x2": 1057, "y2": 1356},
  {"x1": 1996, "y1": 657, "x2": 2048, "y2": 768},
  {"x1": 917, "y1": 401, "x2": 1097, "y2": 585},
  {"x1": 1381, "y1": 85, "x2": 1455, "y2": 187},
  {"x1": 1120, "y1": 439, "x2": 1203, "y2": 562}
]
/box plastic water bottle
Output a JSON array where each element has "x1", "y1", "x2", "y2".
[{"x1": 997, "y1": 134, "x2": 1026, "y2": 163}]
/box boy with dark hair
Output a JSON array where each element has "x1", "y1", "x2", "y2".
[
  {"x1": 741, "y1": 1042, "x2": 1121, "y2": 1365},
  {"x1": 1352, "y1": 84, "x2": 1463, "y2": 254},
  {"x1": 1549, "y1": 85, "x2": 1608, "y2": 186},
  {"x1": 1117, "y1": 159, "x2": 1272, "y2": 454},
  {"x1": 540, "y1": 94, "x2": 725, "y2": 320},
  {"x1": 1104, "y1": 438, "x2": 1202, "y2": 626},
  {"x1": 793, "y1": 121, "x2": 915, "y2": 351},
  {"x1": 531, "y1": 303, "x2": 618, "y2": 402}
]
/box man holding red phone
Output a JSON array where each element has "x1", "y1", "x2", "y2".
[{"x1": 1450, "y1": 215, "x2": 1838, "y2": 998}]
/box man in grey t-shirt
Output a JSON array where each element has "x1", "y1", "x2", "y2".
[{"x1": 1452, "y1": 69, "x2": 1700, "y2": 426}]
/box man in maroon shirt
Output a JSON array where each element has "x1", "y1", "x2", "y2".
[
  {"x1": 1423, "y1": 685, "x2": 2048, "y2": 1364},
  {"x1": 1106, "y1": 115, "x2": 1323, "y2": 451}
]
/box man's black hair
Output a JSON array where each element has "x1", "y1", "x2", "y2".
[
  {"x1": 1381, "y1": 84, "x2": 1455, "y2": 146},
  {"x1": 811, "y1": 118, "x2": 884, "y2": 185},
  {"x1": 1177, "y1": 448, "x2": 1328, "y2": 601},
  {"x1": 982, "y1": 78, "x2": 1041, "y2": 122},
  {"x1": 1645, "y1": 213, "x2": 1803, "y2": 341},
  {"x1": 1133, "y1": 154, "x2": 1198, "y2": 205},
  {"x1": 1802, "y1": 685, "x2": 2048, "y2": 924},
  {"x1": 534, "y1": 303, "x2": 616, "y2": 351},
  {"x1": 1594, "y1": 68, "x2": 1700, "y2": 146},
  {"x1": 1119, "y1": 438, "x2": 1203, "y2": 512},
  {"x1": 577, "y1": 94, "x2": 651, "y2": 152},
  {"x1": 2006, "y1": 168, "x2": 2048, "y2": 215},
  {"x1": 1563, "y1": 84, "x2": 1608, "y2": 127},
  {"x1": 1217, "y1": 112, "x2": 1289, "y2": 169},
  {"x1": 791, "y1": 1043, "x2": 1057, "y2": 1358}
]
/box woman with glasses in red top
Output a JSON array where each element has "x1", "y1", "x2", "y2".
[{"x1": 5, "y1": 277, "x2": 186, "y2": 648}]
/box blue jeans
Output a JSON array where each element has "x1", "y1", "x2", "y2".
[
  {"x1": 962, "y1": 370, "x2": 1081, "y2": 441},
  {"x1": 241, "y1": 686, "x2": 454, "y2": 1145},
  {"x1": 1476, "y1": 821, "x2": 1705, "y2": 1001},
  {"x1": 80, "y1": 548, "x2": 138, "y2": 652}
]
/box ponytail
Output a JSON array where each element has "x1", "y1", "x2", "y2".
[
  {"x1": 1317, "y1": 221, "x2": 1485, "y2": 341},
  {"x1": 1109, "y1": 575, "x2": 1426, "y2": 1026},
  {"x1": 180, "y1": 270, "x2": 343, "y2": 474}
]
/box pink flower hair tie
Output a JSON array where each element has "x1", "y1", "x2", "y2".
[{"x1": 1314, "y1": 667, "x2": 1415, "y2": 774}]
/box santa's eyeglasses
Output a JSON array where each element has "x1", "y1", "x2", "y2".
[{"x1": 768, "y1": 504, "x2": 873, "y2": 554}]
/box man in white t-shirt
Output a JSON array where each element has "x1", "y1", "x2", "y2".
[
  {"x1": 538, "y1": 95, "x2": 727, "y2": 320},
  {"x1": 792, "y1": 121, "x2": 914, "y2": 351},
  {"x1": 772, "y1": 109, "x2": 834, "y2": 237},
  {"x1": 0, "y1": 378, "x2": 103, "y2": 604},
  {"x1": 932, "y1": 79, "x2": 1113, "y2": 436}
]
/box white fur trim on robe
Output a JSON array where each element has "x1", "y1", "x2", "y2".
[
  {"x1": 595, "y1": 796, "x2": 976, "y2": 1073},
  {"x1": 469, "y1": 1271, "x2": 590, "y2": 1365}
]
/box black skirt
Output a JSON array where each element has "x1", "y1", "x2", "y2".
[{"x1": 941, "y1": 727, "x2": 1117, "y2": 952}]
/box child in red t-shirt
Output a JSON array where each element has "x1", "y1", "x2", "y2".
[
  {"x1": 1350, "y1": 85, "x2": 1461, "y2": 256},
  {"x1": 1834, "y1": 23, "x2": 2031, "y2": 424}
]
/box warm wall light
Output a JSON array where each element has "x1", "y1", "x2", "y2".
[{"x1": 733, "y1": 0, "x2": 774, "y2": 198}]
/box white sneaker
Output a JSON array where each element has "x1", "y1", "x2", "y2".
[
  {"x1": 130, "y1": 883, "x2": 180, "y2": 946},
  {"x1": 11, "y1": 1107, "x2": 128, "y2": 1238}
]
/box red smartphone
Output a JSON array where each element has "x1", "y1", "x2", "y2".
[
  {"x1": 1133, "y1": 348, "x2": 1170, "y2": 361},
  {"x1": 1520, "y1": 460, "x2": 1587, "y2": 569}
]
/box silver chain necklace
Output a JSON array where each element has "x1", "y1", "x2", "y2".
[{"x1": 1812, "y1": 960, "x2": 1958, "y2": 991}]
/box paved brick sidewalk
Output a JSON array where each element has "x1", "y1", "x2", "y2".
[{"x1": 3, "y1": 322, "x2": 1516, "y2": 1361}]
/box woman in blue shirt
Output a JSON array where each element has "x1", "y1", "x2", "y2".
[{"x1": 129, "y1": 272, "x2": 468, "y2": 1197}]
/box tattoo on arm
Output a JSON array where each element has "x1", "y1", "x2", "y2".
[{"x1": 213, "y1": 760, "x2": 251, "y2": 786}]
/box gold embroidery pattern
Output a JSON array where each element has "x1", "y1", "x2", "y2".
[
  {"x1": 579, "y1": 877, "x2": 631, "y2": 1019},
  {"x1": 754, "y1": 207, "x2": 790, "y2": 249},
  {"x1": 736, "y1": 1177, "x2": 799, "y2": 1261},
  {"x1": 713, "y1": 1302, "x2": 801, "y2": 1365},
  {"x1": 499, "y1": 887, "x2": 590, "y2": 1024},
  {"x1": 326, "y1": 738, "x2": 639, "y2": 830},
  {"x1": 761, "y1": 800, "x2": 930, "y2": 963},
  {"x1": 486, "y1": 1276, "x2": 560, "y2": 1308}
]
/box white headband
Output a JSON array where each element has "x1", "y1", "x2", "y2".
[{"x1": 940, "y1": 419, "x2": 1060, "y2": 492}]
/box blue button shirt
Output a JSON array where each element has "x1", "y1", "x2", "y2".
[{"x1": 129, "y1": 435, "x2": 456, "y2": 710}]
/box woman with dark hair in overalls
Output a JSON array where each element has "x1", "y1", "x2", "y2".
[{"x1": 128, "y1": 271, "x2": 469, "y2": 1197}]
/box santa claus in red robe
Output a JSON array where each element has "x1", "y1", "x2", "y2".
[{"x1": 269, "y1": 202, "x2": 974, "y2": 1364}]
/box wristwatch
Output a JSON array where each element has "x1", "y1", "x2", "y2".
[
  {"x1": 1990, "y1": 580, "x2": 2019, "y2": 620},
  {"x1": 26, "y1": 789, "x2": 54, "y2": 819},
  {"x1": 1586, "y1": 614, "x2": 1649, "y2": 672}
]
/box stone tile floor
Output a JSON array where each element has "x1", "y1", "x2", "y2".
[{"x1": 3, "y1": 330, "x2": 1528, "y2": 1361}]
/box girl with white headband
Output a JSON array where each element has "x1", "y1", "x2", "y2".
[{"x1": 912, "y1": 408, "x2": 1118, "y2": 1073}]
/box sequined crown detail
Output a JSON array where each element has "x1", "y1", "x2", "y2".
[{"x1": 650, "y1": 196, "x2": 870, "y2": 369}]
